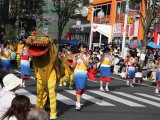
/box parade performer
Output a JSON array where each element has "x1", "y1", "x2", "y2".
[
  {"x1": 99, "y1": 47, "x2": 113, "y2": 92},
  {"x1": 1, "y1": 42, "x2": 11, "y2": 71},
  {"x1": 20, "y1": 42, "x2": 30, "y2": 87},
  {"x1": 126, "y1": 56, "x2": 135, "y2": 87},
  {"x1": 16, "y1": 40, "x2": 24, "y2": 68},
  {"x1": 26, "y1": 35, "x2": 64, "y2": 119},
  {"x1": 72, "y1": 43, "x2": 89, "y2": 110},
  {"x1": 59, "y1": 53, "x2": 74, "y2": 89},
  {"x1": 87, "y1": 57, "x2": 99, "y2": 81}
]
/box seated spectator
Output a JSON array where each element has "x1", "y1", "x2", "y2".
[
  {"x1": 113, "y1": 55, "x2": 121, "y2": 74},
  {"x1": 0, "y1": 74, "x2": 22, "y2": 118},
  {"x1": 27, "y1": 108, "x2": 48, "y2": 120},
  {"x1": 1, "y1": 95, "x2": 30, "y2": 120},
  {"x1": 146, "y1": 59, "x2": 156, "y2": 81},
  {"x1": 135, "y1": 66, "x2": 143, "y2": 84}
]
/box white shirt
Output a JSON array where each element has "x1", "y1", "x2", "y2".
[{"x1": 0, "y1": 88, "x2": 16, "y2": 118}]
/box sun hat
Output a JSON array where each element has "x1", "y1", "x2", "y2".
[{"x1": 2, "y1": 74, "x2": 22, "y2": 91}]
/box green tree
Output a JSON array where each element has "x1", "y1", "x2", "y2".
[
  {"x1": 130, "y1": 0, "x2": 160, "y2": 53},
  {"x1": 51, "y1": 0, "x2": 82, "y2": 43},
  {"x1": 9, "y1": 0, "x2": 47, "y2": 32},
  {"x1": 5, "y1": 24, "x2": 16, "y2": 41},
  {"x1": 82, "y1": 0, "x2": 89, "y2": 5},
  {"x1": 0, "y1": 0, "x2": 9, "y2": 24}
]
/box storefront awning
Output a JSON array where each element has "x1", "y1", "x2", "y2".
[{"x1": 92, "y1": 23, "x2": 112, "y2": 39}]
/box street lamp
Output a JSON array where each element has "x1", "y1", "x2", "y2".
[
  {"x1": 121, "y1": 0, "x2": 129, "y2": 57},
  {"x1": 81, "y1": 7, "x2": 104, "y2": 50}
]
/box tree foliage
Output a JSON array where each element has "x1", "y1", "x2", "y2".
[
  {"x1": 5, "y1": 24, "x2": 16, "y2": 41},
  {"x1": 0, "y1": 0, "x2": 9, "y2": 24},
  {"x1": 130, "y1": 0, "x2": 160, "y2": 48},
  {"x1": 9, "y1": 0, "x2": 47, "y2": 32},
  {"x1": 51, "y1": 0, "x2": 81, "y2": 42},
  {"x1": 82, "y1": 0, "x2": 89, "y2": 5}
]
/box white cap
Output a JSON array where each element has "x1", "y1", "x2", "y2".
[{"x1": 2, "y1": 74, "x2": 22, "y2": 91}]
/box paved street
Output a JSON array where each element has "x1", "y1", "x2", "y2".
[{"x1": 11, "y1": 68, "x2": 160, "y2": 120}]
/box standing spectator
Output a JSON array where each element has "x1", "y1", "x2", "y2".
[
  {"x1": 1, "y1": 42, "x2": 11, "y2": 71},
  {"x1": 1, "y1": 95, "x2": 30, "y2": 120},
  {"x1": 16, "y1": 40, "x2": 24, "y2": 68},
  {"x1": 27, "y1": 108, "x2": 48, "y2": 120},
  {"x1": 99, "y1": 47, "x2": 113, "y2": 91},
  {"x1": 20, "y1": 42, "x2": 31, "y2": 87},
  {"x1": 72, "y1": 43, "x2": 89, "y2": 110},
  {"x1": 0, "y1": 74, "x2": 22, "y2": 118}
]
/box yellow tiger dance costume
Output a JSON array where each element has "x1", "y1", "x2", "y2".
[
  {"x1": 59, "y1": 53, "x2": 74, "y2": 89},
  {"x1": 26, "y1": 35, "x2": 64, "y2": 119}
]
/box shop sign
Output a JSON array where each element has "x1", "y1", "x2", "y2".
[{"x1": 127, "y1": 17, "x2": 134, "y2": 24}]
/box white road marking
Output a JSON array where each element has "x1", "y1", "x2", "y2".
[
  {"x1": 65, "y1": 90, "x2": 115, "y2": 106},
  {"x1": 56, "y1": 94, "x2": 75, "y2": 105},
  {"x1": 15, "y1": 89, "x2": 36, "y2": 105},
  {"x1": 135, "y1": 93, "x2": 160, "y2": 101},
  {"x1": 113, "y1": 92, "x2": 160, "y2": 107},
  {"x1": 14, "y1": 70, "x2": 35, "y2": 80},
  {"x1": 87, "y1": 79, "x2": 99, "y2": 83},
  {"x1": 89, "y1": 90, "x2": 145, "y2": 107}
]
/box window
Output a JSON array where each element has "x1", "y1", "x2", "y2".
[
  {"x1": 121, "y1": 1, "x2": 126, "y2": 13},
  {"x1": 93, "y1": 3, "x2": 111, "y2": 17},
  {"x1": 117, "y1": 2, "x2": 121, "y2": 14}
]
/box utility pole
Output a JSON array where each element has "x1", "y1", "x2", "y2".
[{"x1": 121, "y1": 0, "x2": 129, "y2": 57}]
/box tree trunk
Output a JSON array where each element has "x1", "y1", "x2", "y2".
[
  {"x1": 140, "y1": 31, "x2": 148, "y2": 66},
  {"x1": 58, "y1": 28, "x2": 63, "y2": 44}
]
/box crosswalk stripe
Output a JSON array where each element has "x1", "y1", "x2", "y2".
[
  {"x1": 89, "y1": 90, "x2": 145, "y2": 107},
  {"x1": 57, "y1": 93, "x2": 75, "y2": 105},
  {"x1": 113, "y1": 92, "x2": 160, "y2": 107},
  {"x1": 135, "y1": 93, "x2": 160, "y2": 101},
  {"x1": 65, "y1": 90, "x2": 115, "y2": 106},
  {"x1": 14, "y1": 70, "x2": 35, "y2": 79},
  {"x1": 15, "y1": 89, "x2": 36, "y2": 105}
]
